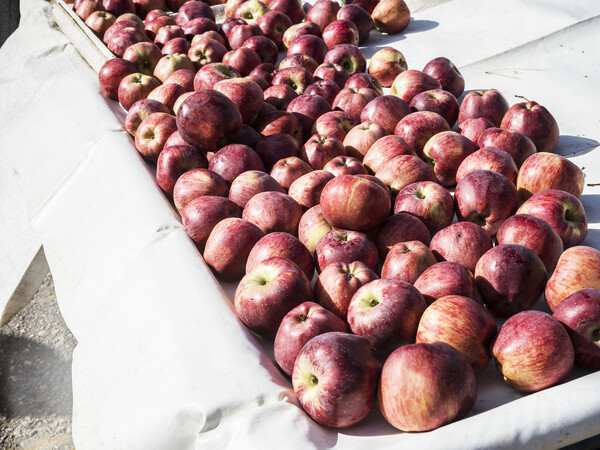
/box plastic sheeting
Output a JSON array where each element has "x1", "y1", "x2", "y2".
[{"x1": 0, "y1": 0, "x2": 599, "y2": 448}]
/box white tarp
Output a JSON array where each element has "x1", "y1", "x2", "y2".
[{"x1": 0, "y1": 0, "x2": 599, "y2": 448}]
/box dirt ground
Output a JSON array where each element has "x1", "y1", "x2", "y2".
[{"x1": 0, "y1": 273, "x2": 75, "y2": 449}]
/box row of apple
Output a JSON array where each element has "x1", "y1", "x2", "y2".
[{"x1": 90, "y1": 0, "x2": 600, "y2": 435}]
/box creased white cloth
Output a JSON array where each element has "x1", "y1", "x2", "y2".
[{"x1": 0, "y1": 0, "x2": 599, "y2": 448}]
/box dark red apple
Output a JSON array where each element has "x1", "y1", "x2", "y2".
[
  {"x1": 208, "y1": 144, "x2": 265, "y2": 184},
  {"x1": 475, "y1": 244, "x2": 548, "y2": 317},
  {"x1": 422, "y1": 57, "x2": 464, "y2": 99},
  {"x1": 360, "y1": 95, "x2": 411, "y2": 135},
  {"x1": 99, "y1": 58, "x2": 136, "y2": 99},
  {"x1": 409, "y1": 89, "x2": 459, "y2": 128},
  {"x1": 316, "y1": 229, "x2": 379, "y2": 272},
  {"x1": 173, "y1": 168, "x2": 228, "y2": 213},
  {"x1": 362, "y1": 135, "x2": 415, "y2": 174},
  {"x1": 477, "y1": 127, "x2": 537, "y2": 168},
  {"x1": 254, "y1": 133, "x2": 300, "y2": 170},
  {"x1": 455, "y1": 146, "x2": 519, "y2": 185},
  {"x1": 381, "y1": 241, "x2": 437, "y2": 285},
  {"x1": 155, "y1": 144, "x2": 208, "y2": 194},
  {"x1": 228, "y1": 170, "x2": 284, "y2": 208},
  {"x1": 422, "y1": 131, "x2": 477, "y2": 187},
  {"x1": 394, "y1": 111, "x2": 450, "y2": 158},
  {"x1": 242, "y1": 191, "x2": 303, "y2": 235},
  {"x1": 390, "y1": 70, "x2": 441, "y2": 104},
  {"x1": 375, "y1": 154, "x2": 437, "y2": 195},
  {"x1": 288, "y1": 170, "x2": 335, "y2": 210},
  {"x1": 269, "y1": 156, "x2": 313, "y2": 190},
  {"x1": 193, "y1": 62, "x2": 241, "y2": 91}
]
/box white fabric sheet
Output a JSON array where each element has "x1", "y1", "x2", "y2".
[{"x1": 0, "y1": 0, "x2": 599, "y2": 448}]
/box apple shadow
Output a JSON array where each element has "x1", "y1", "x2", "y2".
[
  {"x1": 555, "y1": 135, "x2": 599, "y2": 158},
  {"x1": 360, "y1": 20, "x2": 439, "y2": 60},
  {"x1": 581, "y1": 193, "x2": 600, "y2": 248}
]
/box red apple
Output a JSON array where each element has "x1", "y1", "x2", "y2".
[
  {"x1": 256, "y1": 10, "x2": 293, "y2": 50},
  {"x1": 322, "y1": 19, "x2": 359, "y2": 48},
  {"x1": 390, "y1": 70, "x2": 441, "y2": 104},
  {"x1": 85, "y1": 10, "x2": 116, "y2": 40},
  {"x1": 459, "y1": 117, "x2": 494, "y2": 145},
  {"x1": 234, "y1": 0, "x2": 269, "y2": 24},
  {"x1": 316, "y1": 229, "x2": 379, "y2": 272},
  {"x1": 264, "y1": 84, "x2": 298, "y2": 110},
  {"x1": 286, "y1": 94, "x2": 331, "y2": 140},
  {"x1": 323, "y1": 155, "x2": 367, "y2": 177},
  {"x1": 375, "y1": 154, "x2": 437, "y2": 195},
  {"x1": 374, "y1": 213, "x2": 431, "y2": 259},
  {"x1": 173, "y1": 168, "x2": 229, "y2": 213},
  {"x1": 500, "y1": 101, "x2": 560, "y2": 153},
  {"x1": 287, "y1": 34, "x2": 329, "y2": 65},
  {"x1": 234, "y1": 256, "x2": 312, "y2": 337},
  {"x1": 163, "y1": 68, "x2": 195, "y2": 92},
  {"x1": 394, "y1": 111, "x2": 450, "y2": 158},
  {"x1": 454, "y1": 170, "x2": 519, "y2": 236},
  {"x1": 268, "y1": 0, "x2": 305, "y2": 24},
  {"x1": 209, "y1": 144, "x2": 265, "y2": 184},
  {"x1": 133, "y1": 112, "x2": 177, "y2": 162},
  {"x1": 429, "y1": 221, "x2": 493, "y2": 274},
  {"x1": 187, "y1": 37, "x2": 227, "y2": 69},
  {"x1": 98, "y1": 58, "x2": 136, "y2": 99},
  {"x1": 155, "y1": 144, "x2": 208, "y2": 194},
  {"x1": 298, "y1": 204, "x2": 333, "y2": 256},
  {"x1": 379, "y1": 342, "x2": 477, "y2": 432},
  {"x1": 337, "y1": 4, "x2": 372, "y2": 44},
  {"x1": 303, "y1": 79, "x2": 340, "y2": 107},
  {"x1": 117, "y1": 72, "x2": 161, "y2": 110},
  {"x1": 282, "y1": 21, "x2": 320, "y2": 48},
  {"x1": 455, "y1": 146, "x2": 518, "y2": 185},
  {"x1": 305, "y1": 0, "x2": 340, "y2": 32},
  {"x1": 269, "y1": 156, "x2": 313, "y2": 190},
  {"x1": 124, "y1": 98, "x2": 170, "y2": 136},
  {"x1": 422, "y1": 131, "x2": 477, "y2": 187},
  {"x1": 409, "y1": 89, "x2": 459, "y2": 128},
  {"x1": 422, "y1": 56, "x2": 465, "y2": 98},
  {"x1": 381, "y1": 241, "x2": 437, "y2": 285},
  {"x1": 553, "y1": 289, "x2": 600, "y2": 369},
  {"x1": 213, "y1": 77, "x2": 264, "y2": 125},
  {"x1": 182, "y1": 196, "x2": 241, "y2": 249},
  {"x1": 288, "y1": 170, "x2": 334, "y2": 210},
  {"x1": 314, "y1": 261, "x2": 378, "y2": 319},
  {"x1": 228, "y1": 170, "x2": 284, "y2": 208},
  {"x1": 414, "y1": 261, "x2": 480, "y2": 306},
  {"x1": 371, "y1": 0, "x2": 410, "y2": 34},
  {"x1": 176, "y1": 1, "x2": 215, "y2": 26},
  {"x1": 545, "y1": 246, "x2": 600, "y2": 312},
  {"x1": 275, "y1": 302, "x2": 348, "y2": 376},
  {"x1": 320, "y1": 175, "x2": 391, "y2": 232},
  {"x1": 122, "y1": 41, "x2": 163, "y2": 77},
  {"x1": 242, "y1": 191, "x2": 303, "y2": 235},
  {"x1": 292, "y1": 332, "x2": 381, "y2": 427},
  {"x1": 416, "y1": 295, "x2": 497, "y2": 372},
  {"x1": 103, "y1": 0, "x2": 135, "y2": 16},
  {"x1": 147, "y1": 82, "x2": 186, "y2": 113},
  {"x1": 496, "y1": 214, "x2": 564, "y2": 274},
  {"x1": 76, "y1": 0, "x2": 105, "y2": 21},
  {"x1": 516, "y1": 189, "x2": 587, "y2": 248},
  {"x1": 107, "y1": 26, "x2": 150, "y2": 57},
  {"x1": 272, "y1": 66, "x2": 315, "y2": 95},
  {"x1": 517, "y1": 152, "x2": 584, "y2": 200},
  {"x1": 458, "y1": 89, "x2": 509, "y2": 128},
  {"x1": 154, "y1": 24, "x2": 185, "y2": 48},
  {"x1": 312, "y1": 110, "x2": 358, "y2": 142},
  {"x1": 343, "y1": 121, "x2": 388, "y2": 161},
  {"x1": 367, "y1": 47, "x2": 407, "y2": 88},
  {"x1": 360, "y1": 95, "x2": 411, "y2": 135},
  {"x1": 279, "y1": 53, "x2": 319, "y2": 73},
  {"x1": 254, "y1": 133, "x2": 300, "y2": 170},
  {"x1": 477, "y1": 127, "x2": 537, "y2": 168},
  {"x1": 204, "y1": 217, "x2": 265, "y2": 281},
  {"x1": 323, "y1": 44, "x2": 366, "y2": 76},
  {"x1": 348, "y1": 279, "x2": 426, "y2": 357},
  {"x1": 177, "y1": 90, "x2": 243, "y2": 151},
  {"x1": 300, "y1": 134, "x2": 346, "y2": 170},
  {"x1": 313, "y1": 62, "x2": 348, "y2": 89},
  {"x1": 255, "y1": 110, "x2": 304, "y2": 144},
  {"x1": 393, "y1": 181, "x2": 454, "y2": 235},
  {"x1": 193, "y1": 62, "x2": 241, "y2": 91},
  {"x1": 492, "y1": 310, "x2": 574, "y2": 392},
  {"x1": 362, "y1": 135, "x2": 415, "y2": 174},
  {"x1": 246, "y1": 231, "x2": 314, "y2": 280}
]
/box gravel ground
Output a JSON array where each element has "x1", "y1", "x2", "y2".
[{"x1": 0, "y1": 272, "x2": 75, "y2": 449}]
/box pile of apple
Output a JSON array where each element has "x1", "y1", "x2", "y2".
[{"x1": 91, "y1": 0, "x2": 600, "y2": 434}]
